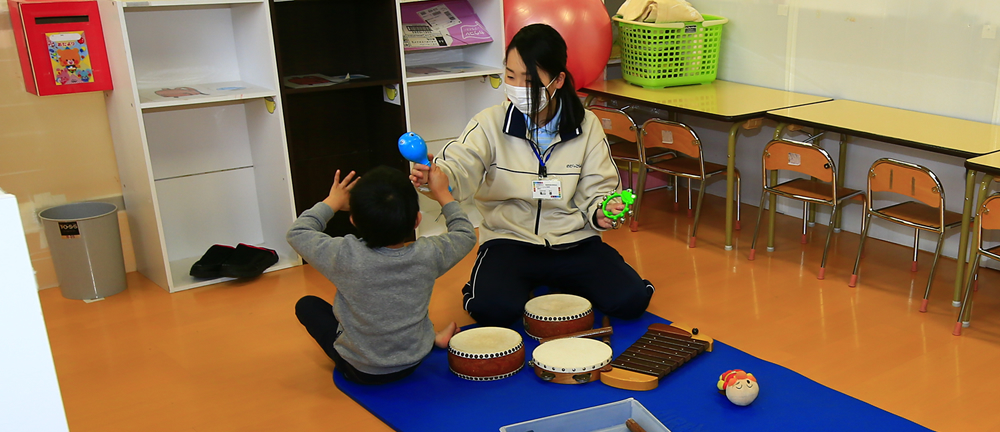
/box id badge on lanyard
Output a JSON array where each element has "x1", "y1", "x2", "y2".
[
  {"x1": 530, "y1": 143, "x2": 561, "y2": 200},
  {"x1": 532, "y1": 178, "x2": 562, "y2": 200}
]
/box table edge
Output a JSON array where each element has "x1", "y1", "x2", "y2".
[
  {"x1": 581, "y1": 87, "x2": 833, "y2": 123},
  {"x1": 765, "y1": 111, "x2": 986, "y2": 159}
]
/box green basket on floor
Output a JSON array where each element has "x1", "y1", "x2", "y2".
[{"x1": 614, "y1": 14, "x2": 728, "y2": 89}]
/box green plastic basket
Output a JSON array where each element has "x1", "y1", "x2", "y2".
[{"x1": 614, "y1": 15, "x2": 728, "y2": 89}]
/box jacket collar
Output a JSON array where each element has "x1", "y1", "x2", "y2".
[{"x1": 502, "y1": 102, "x2": 582, "y2": 143}]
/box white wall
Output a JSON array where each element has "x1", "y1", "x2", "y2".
[
  {"x1": 0, "y1": 190, "x2": 70, "y2": 432},
  {"x1": 614, "y1": 0, "x2": 1000, "y2": 268}
]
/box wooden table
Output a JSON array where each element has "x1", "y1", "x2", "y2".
[
  {"x1": 581, "y1": 79, "x2": 833, "y2": 250},
  {"x1": 768, "y1": 100, "x2": 1000, "y2": 304}
]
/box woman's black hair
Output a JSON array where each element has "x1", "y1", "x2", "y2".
[{"x1": 506, "y1": 23, "x2": 586, "y2": 137}]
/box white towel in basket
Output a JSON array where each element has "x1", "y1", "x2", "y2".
[{"x1": 617, "y1": 0, "x2": 704, "y2": 23}]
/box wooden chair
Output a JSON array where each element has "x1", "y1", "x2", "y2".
[
  {"x1": 587, "y1": 106, "x2": 671, "y2": 193},
  {"x1": 849, "y1": 159, "x2": 961, "y2": 312},
  {"x1": 953, "y1": 193, "x2": 1000, "y2": 336},
  {"x1": 748, "y1": 140, "x2": 865, "y2": 280},
  {"x1": 632, "y1": 119, "x2": 741, "y2": 247}
]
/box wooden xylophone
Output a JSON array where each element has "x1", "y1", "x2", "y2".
[{"x1": 600, "y1": 323, "x2": 713, "y2": 391}]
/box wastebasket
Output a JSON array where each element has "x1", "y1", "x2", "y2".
[{"x1": 39, "y1": 202, "x2": 127, "y2": 300}]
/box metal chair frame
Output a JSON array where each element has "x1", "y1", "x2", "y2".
[
  {"x1": 849, "y1": 158, "x2": 961, "y2": 312},
  {"x1": 748, "y1": 140, "x2": 864, "y2": 280},
  {"x1": 588, "y1": 106, "x2": 656, "y2": 192},
  {"x1": 633, "y1": 119, "x2": 741, "y2": 246},
  {"x1": 954, "y1": 193, "x2": 1000, "y2": 335}
]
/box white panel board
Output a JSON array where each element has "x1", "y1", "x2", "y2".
[
  {"x1": 409, "y1": 80, "x2": 473, "y2": 142},
  {"x1": 244, "y1": 98, "x2": 298, "y2": 262},
  {"x1": 155, "y1": 167, "x2": 265, "y2": 261},
  {"x1": 143, "y1": 102, "x2": 254, "y2": 180},
  {"x1": 0, "y1": 193, "x2": 69, "y2": 432},
  {"x1": 791, "y1": 0, "x2": 1000, "y2": 122},
  {"x1": 125, "y1": 6, "x2": 242, "y2": 88}
]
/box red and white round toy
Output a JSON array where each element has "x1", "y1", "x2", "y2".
[{"x1": 717, "y1": 369, "x2": 759, "y2": 406}]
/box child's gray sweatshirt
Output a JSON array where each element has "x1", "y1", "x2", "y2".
[{"x1": 287, "y1": 201, "x2": 476, "y2": 375}]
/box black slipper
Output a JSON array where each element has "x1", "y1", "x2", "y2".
[
  {"x1": 189, "y1": 244, "x2": 237, "y2": 278},
  {"x1": 221, "y1": 243, "x2": 279, "y2": 278}
]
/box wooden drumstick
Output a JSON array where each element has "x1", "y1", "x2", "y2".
[
  {"x1": 626, "y1": 419, "x2": 647, "y2": 432},
  {"x1": 538, "y1": 326, "x2": 612, "y2": 344},
  {"x1": 602, "y1": 316, "x2": 611, "y2": 345}
]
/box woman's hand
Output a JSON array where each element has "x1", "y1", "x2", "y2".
[
  {"x1": 322, "y1": 170, "x2": 359, "y2": 212},
  {"x1": 596, "y1": 203, "x2": 625, "y2": 229},
  {"x1": 409, "y1": 153, "x2": 434, "y2": 187}
]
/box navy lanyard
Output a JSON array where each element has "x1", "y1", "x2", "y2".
[{"x1": 531, "y1": 144, "x2": 553, "y2": 178}]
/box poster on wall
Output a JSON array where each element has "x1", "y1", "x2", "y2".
[{"x1": 46, "y1": 31, "x2": 93, "y2": 85}]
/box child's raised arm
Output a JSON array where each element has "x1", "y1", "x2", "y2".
[
  {"x1": 287, "y1": 170, "x2": 356, "y2": 265},
  {"x1": 428, "y1": 163, "x2": 455, "y2": 207}
]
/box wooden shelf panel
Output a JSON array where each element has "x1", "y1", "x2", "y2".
[
  {"x1": 137, "y1": 81, "x2": 276, "y2": 110},
  {"x1": 167, "y1": 251, "x2": 299, "y2": 292},
  {"x1": 405, "y1": 61, "x2": 503, "y2": 83},
  {"x1": 123, "y1": 0, "x2": 263, "y2": 8},
  {"x1": 282, "y1": 77, "x2": 399, "y2": 95}
]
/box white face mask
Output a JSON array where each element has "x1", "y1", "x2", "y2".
[{"x1": 505, "y1": 78, "x2": 556, "y2": 115}]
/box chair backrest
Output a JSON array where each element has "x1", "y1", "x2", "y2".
[
  {"x1": 640, "y1": 119, "x2": 701, "y2": 160},
  {"x1": 981, "y1": 194, "x2": 1000, "y2": 231},
  {"x1": 762, "y1": 140, "x2": 835, "y2": 183},
  {"x1": 588, "y1": 106, "x2": 638, "y2": 143},
  {"x1": 867, "y1": 158, "x2": 943, "y2": 208}
]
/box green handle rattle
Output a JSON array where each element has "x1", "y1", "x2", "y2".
[{"x1": 601, "y1": 189, "x2": 635, "y2": 220}]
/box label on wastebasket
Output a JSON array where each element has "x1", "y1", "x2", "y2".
[{"x1": 59, "y1": 222, "x2": 80, "y2": 238}]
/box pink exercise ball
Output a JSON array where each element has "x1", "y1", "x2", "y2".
[{"x1": 504, "y1": 0, "x2": 612, "y2": 90}]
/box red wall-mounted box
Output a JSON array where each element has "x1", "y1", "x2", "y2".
[{"x1": 7, "y1": 0, "x2": 113, "y2": 95}]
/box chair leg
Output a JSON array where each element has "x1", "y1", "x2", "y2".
[
  {"x1": 849, "y1": 211, "x2": 871, "y2": 287},
  {"x1": 687, "y1": 178, "x2": 693, "y2": 218},
  {"x1": 954, "y1": 254, "x2": 981, "y2": 336},
  {"x1": 735, "y1": 171, "x2": 742, "y2": 231},
  {"x1": 630, "y1": 163, "x2": 649, "y2": 232},
  {"x1": 690, "y1": 177, "x2": 708, "y2": 248},
  {"x1": 911, "y1": 228, "x2": 920, "y2": 272},
  {"x1": 801, "y1": 202, "x2": 809, "y2": 244},
  {"x1": 749, "y1": 192, "x2": 768, "y2": 260},
  {"x1": 818, "y1": 203, "x2": 838, "y2": 280},
  {"x1": 767, "y1": 171, "x2": 778, "y2": 251},
  {"x1": 627, "y1": 161, "x2": 634, "y2": 191},
  {"x1": 920, "y1": 231, "x2": 946, "y2": 313},
  {"x1": 673, "y1": 176, "x2": 679, "y2": 211}
]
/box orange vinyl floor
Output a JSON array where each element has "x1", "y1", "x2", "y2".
[{"x1": 40, "y1": 189, "x2": 1000, "y2": 431}]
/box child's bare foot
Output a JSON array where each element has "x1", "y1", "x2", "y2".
[{"x1": 435, "y1": 322, "x2": 460, "y2": 348}]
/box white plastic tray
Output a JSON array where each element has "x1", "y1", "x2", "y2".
[{"x1": 499, "y1": 398, "x2": 671, "y2": 432}]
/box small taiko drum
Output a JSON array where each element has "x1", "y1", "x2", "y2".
[
  {"x1": 530, "y1": 338, "x2": 613, "y2": 384},
  {"x1": 523, "y1": 294, "x2": 594, "y2": 340},
  {"x1": 447, "y1": 327, "x2": 525, "y2": 381}
]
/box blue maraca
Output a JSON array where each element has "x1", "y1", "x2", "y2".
[
  {"x1": 399, "y1": 132, "x2": 450, "y2": 192},
  {"x1": 398, "y1": 132, "x2": 430, "y2": 166}
]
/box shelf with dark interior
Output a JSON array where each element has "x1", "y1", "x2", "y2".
[
  {"x1": 282, "y1": 77, "x2": 401, "y2": 95},
  {"x1": 271, "y1": 0, "x2": 409, "y2": 238}
]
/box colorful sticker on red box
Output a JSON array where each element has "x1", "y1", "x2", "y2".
[{"x1": 47, "y1": 31, "x2": 93, "y2": 86}]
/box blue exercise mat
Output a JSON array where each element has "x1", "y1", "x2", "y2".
[{"x1": 334, "y1": 312, "x2": 930, "y2": 431}]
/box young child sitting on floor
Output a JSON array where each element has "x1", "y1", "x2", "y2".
[{"x1": 289, "y1": 164, "x2": 476, "y2": 385}]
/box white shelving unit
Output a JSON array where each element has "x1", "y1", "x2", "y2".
[
  {"x1": 100, "y1": 0, "x2": 300, "y2": 292},
  {"x1": 395, "y1": 0, "x2": 506, "y2": 236}
]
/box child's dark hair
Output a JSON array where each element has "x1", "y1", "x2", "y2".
[
  {"x1": 349, "y1": 166, "x2": 418, "y2": 248},
  {"x1": 506, "y1": 23, "x2": 586, "y2": 137}
]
